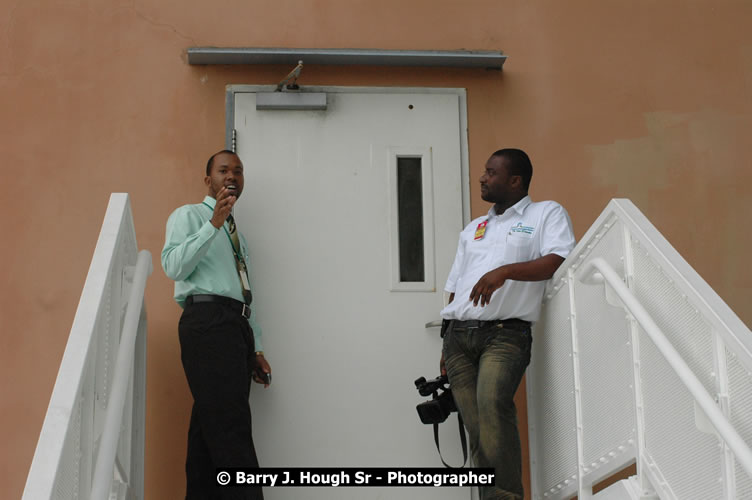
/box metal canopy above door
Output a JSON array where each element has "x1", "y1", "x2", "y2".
[{"x1": 187, "y1": 47, "x2": 506, "y2": 70}]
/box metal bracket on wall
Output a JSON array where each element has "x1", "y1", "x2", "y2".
[{"x1": 256, "y1": 92, "x2": 327, "y2": 110}]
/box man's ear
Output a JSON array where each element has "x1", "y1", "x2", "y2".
[{"x1": 204, "y1": 175, "x2": 211, "y2": 187}]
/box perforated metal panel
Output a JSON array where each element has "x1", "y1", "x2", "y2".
[
  {"x1": 639, "y1": 324, "x2": 723, "y2": 499},
  {"x1": 53, "y1": 397, "x2": 82, "y2": 499},
  {"x1": 574, "y1": 222, "x2": 636, "y2": 474},
  {"x1": 631, "y1": 239, "x2": 716, "y2": 396},
  {"x1": 575, "y1": 281, "x2": 635, "y2": 468},
  {"x1": 529, "y1": 282, "x2": 578, "y2": 498},
  {"x1": 631, "y1": 242, "x2": 724, "y2": 499},
  {"x1": 728, "y1": 348, "x2": 752, "y2": 498}
]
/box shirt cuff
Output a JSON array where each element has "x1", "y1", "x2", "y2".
[{"x1": 252, "y1": 332, "x2": 263, "y2": 352}]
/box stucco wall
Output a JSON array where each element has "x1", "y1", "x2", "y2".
[{"x1": 2, "y1": 1, "x2": 751, "y2": 498}]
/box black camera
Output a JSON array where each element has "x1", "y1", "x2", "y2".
[{"x1": 415, "y1": 374, "x2": 458, "y2": 425}]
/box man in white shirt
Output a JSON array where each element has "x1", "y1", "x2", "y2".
[{"x1": 440, "y1": 148, "x2": 575, "y2": 499}]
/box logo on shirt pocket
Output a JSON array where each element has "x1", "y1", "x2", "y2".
[{"x1": 510, "y1": 222, "x2": 535, "y2": 235}]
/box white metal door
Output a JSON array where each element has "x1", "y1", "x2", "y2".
[{"x1": 234, "y1": 88, "x2": 468, "y2": 499}]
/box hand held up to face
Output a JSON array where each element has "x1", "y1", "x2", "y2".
[
  {"x1": 210, "y1": 187, "x2": 236, "y2": 228},
  {"x1": 205, "y1": 151, "x2": 244, "y2": 229}
]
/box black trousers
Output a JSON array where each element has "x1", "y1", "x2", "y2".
[{"x1": 179, "y1": 301, "x2": 263, "y2": 500}]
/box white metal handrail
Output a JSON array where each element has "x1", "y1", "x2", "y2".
[
  {"x1": 23, "y1": 193, "x2": 150, "y2": 500},
  {"x1": 581, "y1": 257, "x2": 752, "y2": 478},
  {"x1": 90, "y1": 249, "x2": 152, "y2": 500}
]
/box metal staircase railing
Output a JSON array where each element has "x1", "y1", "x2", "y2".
[
  {"x1": 23, "y1": 193, "x2": 152, "y2": 500},
  {"x1": 23, "y1": 194, "x2": 752, "y2": 499},
  {"x1": 527, "y1": 199, "x2": 752, "y2": 500}
]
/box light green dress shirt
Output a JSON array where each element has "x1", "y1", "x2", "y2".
[{"x1": 161, "y1": 195, "x2": 262, "y2": 350}]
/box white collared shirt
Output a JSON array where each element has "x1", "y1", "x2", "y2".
[{"x1": 440, "y1": 195, "x2": 575, "y2": 323}]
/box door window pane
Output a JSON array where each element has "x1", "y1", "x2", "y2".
[{"x1": 397, "y1": 157, "x2": 424, "y2": 282}]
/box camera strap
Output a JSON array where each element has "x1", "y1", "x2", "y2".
[{"x1": 433, "y1": 413, "x2": 468, "y2": 468}]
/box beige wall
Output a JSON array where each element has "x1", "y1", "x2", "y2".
[{"x1": 2, "y1": 1, "x2": 751, "y2": 498}]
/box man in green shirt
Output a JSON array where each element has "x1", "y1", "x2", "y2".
[{"x1": 162, "y1": 150, "x2": 270, "y2": 500}]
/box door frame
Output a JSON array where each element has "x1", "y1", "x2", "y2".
[{"x1": 225, "y1": 85, "x2": 472, "y2": 226}]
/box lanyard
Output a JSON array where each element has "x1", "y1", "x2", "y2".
[
  {"x1": 202, "y1": 202, "x2": 243, "y2": 253},
  {"x1": 203, "y1": 202, "x2": 244, "y2": 253},
  {"x1": 203, "y1": 202, "x2": 252, "y2": 302}
]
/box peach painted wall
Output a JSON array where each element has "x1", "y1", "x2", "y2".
[{"x1": 2, "y1": 1, "x2": 751, "y2": 498}]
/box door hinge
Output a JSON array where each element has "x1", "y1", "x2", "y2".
[{"x1": 231, "y1": 128, "x2": 237, "y2": 153}]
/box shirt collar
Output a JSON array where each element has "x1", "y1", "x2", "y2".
[
  {"x1": 487, "y1": 195, "x2": 532, "y2": 218},
  {"x1": 202, "y1": 195, "x2": 216, "y2": 209}
]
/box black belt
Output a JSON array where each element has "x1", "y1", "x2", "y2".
[
  {"x1": 451, "y1": 318, "x2": 530, "y2": 331},
  {"x1": 186, "y1": 294, "x2": 251, "y2": 319}
]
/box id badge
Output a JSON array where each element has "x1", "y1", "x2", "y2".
[
  {"x1": 474, "y1": 220, "x2": 488, "y2": 241},
  {"x1": 240, "y1": 271, "x2": 251, "y2": 291}
]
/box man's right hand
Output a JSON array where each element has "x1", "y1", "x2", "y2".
[
  {"x1": 440, "y1": 352, "x2": 447, "y2": 377},
  {"x1": 210, "y1": 187, "x2": 237, "y2": 228}
]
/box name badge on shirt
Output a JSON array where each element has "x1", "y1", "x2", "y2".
[
  {"x1": 238, "y1": 258, "x2": 251, "y2": 291},
  {"x1": 474, "y1": 220, "x2": 488, "y2": 241},
  {"x1": 240, "y1": 271, "x2": 251, "y2": 291}
]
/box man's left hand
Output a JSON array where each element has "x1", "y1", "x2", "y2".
[
  {"x1": 253, "y1": 354, "x2": 272, "y2": 388},
  {"x1": 470, "y1": 267, "x2": 509, "y2": 306}
]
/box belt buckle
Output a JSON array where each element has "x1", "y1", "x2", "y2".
[{"x1": 241, "y1": 304, "x2": 251, "y2": 319}]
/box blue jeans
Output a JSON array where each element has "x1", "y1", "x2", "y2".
[{"x1": 443, "y1": 321, "x2": 532, "y2": 500}]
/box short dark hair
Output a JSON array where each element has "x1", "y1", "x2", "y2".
[
  {"x1": 490, "y1": 148, "x2": 533, "y2": 192},
  {"x1": 206, "y1": 149, "x2": 237, "y2": 176}
]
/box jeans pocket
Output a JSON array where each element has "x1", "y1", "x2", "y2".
[{"x1": 486, "y1": 327, "x2": 530, "y2": 356}]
